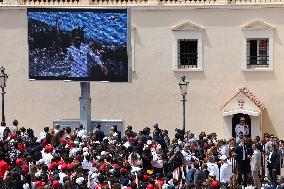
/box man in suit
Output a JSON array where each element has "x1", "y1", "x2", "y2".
[
  {"x1": 93, "y1": 124, "x2": 105, "y2": 142},
  {"x1": 234, "y1": 138, "x2": 251, "y2": 187},
  {"x1": 251, "y1": 143, "x2": 262, "y2": 189},
  {"x1": 268, "y1": 144, "x2": 279, "y2": 188}
]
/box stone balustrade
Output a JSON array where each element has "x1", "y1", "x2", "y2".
[{"x1": 1, "y1": 0, "x2": 284, "y2": 7}]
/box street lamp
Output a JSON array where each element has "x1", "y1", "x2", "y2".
[
  {"x1": 0, "y1": 67, "x2": 8, "y2": 125},
  {"x1": 178, "y1": 76, "x2": 189, "y2": 131}
]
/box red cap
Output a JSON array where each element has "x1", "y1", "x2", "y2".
[
  {"x1": 53, "y1": 180, "x2": 60, "y2": 187},
  {"x1": 51, "y1": 162, "x2": 59, "y2": 169},
  {"x1": 17, "y1": 143, "x2": 23, "y2": 150},
  {"x1": 58, "y1": 160, "x2": 65, "y2": 165},
  {"x1": 143, "y1": 175, "x2": 149, "y2": 181},
  {"x1": 16, "y1": 159, "x2": 22, "y2": 166},
  {"x1": 11, "y1": 132, "x2": 17, "y2": 139},
  {"x1": 68, "y1": 162, "x2": 75, "y2": 170},
  {"x1": 60, "y1": 138, "x2": 67, "y2": 144},
  {"x1": 35, "y1": 181, "x2": 45, "y2": 187},
  {"x1": 68, "y1": 141, "x2": 75, "y2": 147},
  {"x1": 42, "y1": 139, "x2": 47, "y2": 145},
  {"x1": 44, "y1": 145, "x2": 53, "y2": 153},
  {"x1": 61, "y1": 164, "x2": 67, "y2": 171},
  {"x1": 98, "y1": 165, "x2": 105, "y2": 171},
  {"x1": 129, "y1": 137, "x2": 135, "y2": 143},
  {"x1": 211, "y1": 180, "x2": 219, "y2": 188},
  {"x1": 147, "y1": 184, "x2": 155, "y2": 189}
]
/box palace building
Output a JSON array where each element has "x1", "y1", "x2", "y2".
[{"x1": 1, "y1": 0, "x2": 284, "y2": 138}]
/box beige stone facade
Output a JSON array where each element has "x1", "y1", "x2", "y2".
[{"x1": 1, "y1": 3, "x2": 284, "y2": 138}]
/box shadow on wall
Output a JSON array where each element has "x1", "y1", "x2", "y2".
[
  {"x1": 274, "y1": 29, "x2": 282, "y2": 46},
  {"x1": 261, "y1": 109, "x2": 276, "y2": 137},
  {"x1": 132, "y1": 71, "x2": 138, "y2": 81},
  {"x1": 203, "y1": 31, "x2": 212, "y2": 48}
]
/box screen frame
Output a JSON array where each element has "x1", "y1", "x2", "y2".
[{"x1": 27, "y1": 7, "x2": 131, "y2": 82}]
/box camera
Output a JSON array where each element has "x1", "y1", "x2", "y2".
[{"x1": 175, "y1": 128, "x2": 181, "y2": 133}]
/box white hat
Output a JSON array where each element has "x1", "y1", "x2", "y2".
[
  {"x1": 209, "y1": 171, "x2": 216, "y2": 177},
  {"x1": 113, "y1": 132, "x2": 118, "y2": 137},
  {"x1": 83, "y1": 147, "x2": 88, "y2": 152},
  {"x1": 147, "y1": 140, "x2": 152, "y2": 145},
  {"x1": 143, "y1": 145, "x2": 149, "y2": 151},
  {"x1": 36, "y1": 159, "x2": 44, "y2": 166},
  {"x1": 83, "y1": 151, "x2": 89, "y2": 156},
  {"x1": 23, "y1": 183, "x2": 30, "y2": 189},
  {"x1": 220, "y1": 155, "x2": 227, "y2": 160},
  {"x1": 35, "y1": 171, "x2": 42, "y2": 178},
  {"x1": 101, "y1": 151, "x2": 109, "y2": 156},
  {"x1": 76, "y1": 177, "x2": 85, "y2": 185}
]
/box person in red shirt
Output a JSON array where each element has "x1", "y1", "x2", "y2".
[{"x1": 0, "y1": 152, "x2": 9, "y2": 181}]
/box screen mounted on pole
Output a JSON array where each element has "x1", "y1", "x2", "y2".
[{"x1": 27, "y1": 8, "x2": 129, "y2": 82}]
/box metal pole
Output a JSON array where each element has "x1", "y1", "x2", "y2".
[
  {"x1": 182, "y1": 94, "x2": 186, "y2": 131},
  {"x1": 1, "y1": 87, "x2": 5, "y2": 124}
]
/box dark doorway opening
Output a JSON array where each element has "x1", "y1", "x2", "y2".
[{"x1": 232, "y1": 113, "x2": 251, "y2": 138}]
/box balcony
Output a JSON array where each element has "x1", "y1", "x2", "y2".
[{"x1": 1, "y1": 0, "x2": 284, "y2": 7}]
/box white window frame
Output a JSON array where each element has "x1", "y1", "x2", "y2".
[
  {"x1": 241, "y1": 30, "x2": 274, "y2": 71},
  {"x1": 173, "y1": 31, "x2": 203, "y2": 71}
]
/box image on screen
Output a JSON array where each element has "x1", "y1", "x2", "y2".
[{"x1": 27, "y1": 8, "x2": 128, "y2": 82}]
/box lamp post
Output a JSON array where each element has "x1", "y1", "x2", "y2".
[
  {"x1": 0, "y1": 67, "x2": 8, "y2": 125},
  {"x1": 178, "y1": 76, "x2": 189, "y2": 131}
]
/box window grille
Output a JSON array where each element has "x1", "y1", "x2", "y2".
[{"x1": 177, "y1": 39, "x2": 198, "y2": 69}]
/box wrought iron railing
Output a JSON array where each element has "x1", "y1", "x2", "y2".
[
  {"x1": 178, "y1": 55, "x2": 198, "y2": 69},
  {"x1": 247, "y1": 55, "x2": 269, "y2": 69}
]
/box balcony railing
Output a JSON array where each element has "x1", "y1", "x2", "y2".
[
  {"x1": 2, "y1": 0, "x2": 284, "y2": 6},
  {"x1": 22, "y1": 0, "x2": 79, "y2": 5}
]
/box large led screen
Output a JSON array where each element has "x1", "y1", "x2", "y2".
[{"x1": 27, "y1": 8, "x2": 129, "y2": 82}]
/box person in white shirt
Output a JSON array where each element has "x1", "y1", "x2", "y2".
[
  {"x1": 152, "y1": 145, "x2": 164, "y2": 173},
  {"x1": 58, "y1": 164, "x2": 68, "y2": 185},
  {"x1": 9, "y1": 119, "x2": 18, "y2": 132},
  {"x1": 77, "y1": 124, "x2": 87, "y2": 138},
  {"x1": 0, "y1": 122, "x2": 6, "y2": 140},
  {"x1": 181, "y1": 143, "x2": 192, "y2": 165},
  {"x1": 207, "y1": 156, "x2": 219, "y2": 181},
  {"x1": 219, "y1": 155, "x2": 232, "y2": 186},
  {"x1": 220, "y1": 140, "x2": 230, "y2": 157},
  {"x1": 41, "y1": 146, "x2": 54, "y2": 166},
  {"x1": 235, "y1": 117, "x2": 250, "y2": 140},
  {"x1": 37, "y1": 127, "x2": 49, "y2": 142},
  {"x1": 54, "y1": 124, "x2": 60, "y2": 134}
]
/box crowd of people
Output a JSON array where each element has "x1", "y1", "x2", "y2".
[{"x1": 0, "y1": 119, "x2": 283, "y2": 189}]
